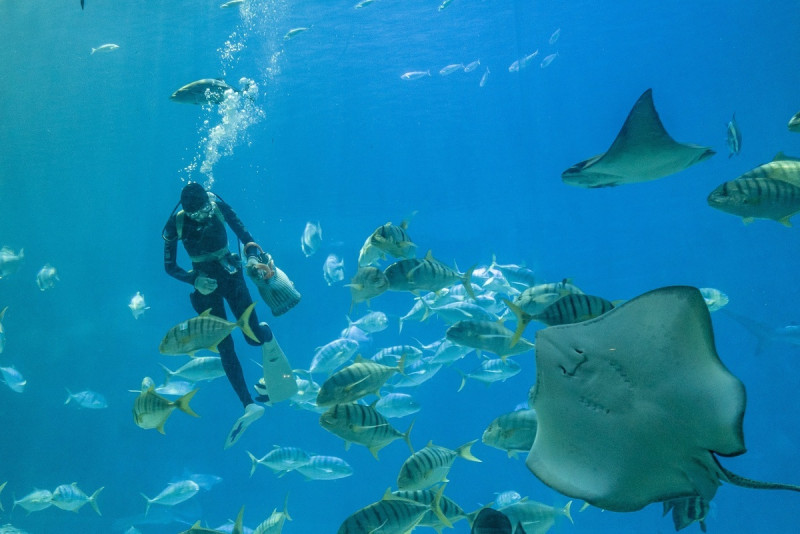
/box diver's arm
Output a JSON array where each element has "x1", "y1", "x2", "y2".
[
  {"x1": 163, "y1": 215, "x2": 195, "y2": 284},
  {"x1": 215, "y1": 197, "x2": 260, "y2": 256}
]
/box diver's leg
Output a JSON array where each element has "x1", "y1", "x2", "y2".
[{"x1": 227, "y1": 269, "x2": 272, "y2": 344}]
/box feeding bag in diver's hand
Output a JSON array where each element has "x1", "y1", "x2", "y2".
[{"x1": 248, "y1": 253, "x2": 301, "y2": 316}]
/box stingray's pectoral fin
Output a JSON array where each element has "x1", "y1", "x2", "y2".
[{"x1": 718, "y1": 461, "x2": 800, "y2": 493}]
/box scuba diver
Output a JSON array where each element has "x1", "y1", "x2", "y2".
[{"x1": 162, "y1": 182, "x2": 297, "y2": 448}]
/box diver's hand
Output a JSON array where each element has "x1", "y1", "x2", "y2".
[
  {"x1": 245, "y1": 256, "x2": 274, "y2": 280},
  {"x1": 194, "y1": 275, "x2": 218, "y2": 295}
]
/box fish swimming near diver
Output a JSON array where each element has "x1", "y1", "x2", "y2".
[
  {"x1": 170, "y1": 79, "x2": 240, "y2": 105},
  {"x1": 562, "y1": 89, "x2": 715, "y2": 187},
  {"x1": 133, "y1": 379, "x2": 200, "y2": 434},
  {"x1": 159, "y1": 303, "x2": 258, "y2": 356}
]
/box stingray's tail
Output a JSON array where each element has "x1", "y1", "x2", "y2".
[{"x1": 719, "y1": 463, "x2": 800, "y2": 492}]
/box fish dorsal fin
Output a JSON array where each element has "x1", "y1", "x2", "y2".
[
  {"x1": 354, "y1": 354, "x2": 366, "y2": 364},
  {"x1": 426, "y1": 440, "x2": 434, "y2": 447},
  {"x1": 200, "y1": 308, "x2": 213, "y2": 317},
  {"x1": 425, "y1": 250, "x2": 434, "y2": 261}
]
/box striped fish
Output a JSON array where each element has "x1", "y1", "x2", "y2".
[
  {"x1": 180, "y1": 505, "x2": 244, "y2": 534},
  {"x1": 663, "y1": 496, "x2": 710, "y2": 532},
  {"x1": 505, "y1": 293, "x2": 615, "y2": 346},
  {"x1": 511, "y1": 280, "x2": 584, "y2": 316},
  {"x1": 133, "y1": 380, "x2": 199, "y2": 434},
  {"x1": 159, "y1": 303, "x2": 258, "y2": 356},
  {"x1": 246, "y1": 446, "x2": 311, "y2": 477},
  {"x1": 253, "y1": 494, "x2": 291, "y2": 534},
  {"x1": 482, "y1": 409, "x2": 538, "y2": 458},
  {"x1": 708, "y1": 174, "x2": 800, "y2": 226},
  {"x1": 296, "y1": 455, "x2": 353, "y2": 480},
  {"x1": 319, "y1": 403, "x2": 414, "y2": 459},
  {"x1": 445, "y1": 320, "x2": 534, "y2": 360},
  {"x1": 397, "y1": 440, "x2": 481, "y2": 490},
  {"x1": 316, "y1": 356, "x2": 404, "y2": 407},
  {"x1": 357, "y1": 220, "x2": 417, "y2": 267},
  {"x1": 51, "y1": 483, "x2": 103, "y2": 515},
  {"x1": 337, "y1": 487, "x2": 451, "y2": 534},
  {"x1": 348, "y1": 267, "x2": 389, "y2": 310},
  {"x1": 457, "y1": 357, "x2": 521, "y2": 392},
  {"x1": 385, "y1": 250, "x2": 476, "y2": 299},
  {"x1": 391, "y1": 489, "x2": 467, "y2": 530},
  {"x1": 309, "y1": 338, "x2": 359, "y2": 375}
]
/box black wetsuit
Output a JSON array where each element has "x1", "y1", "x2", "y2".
[{"x1": 163, "y1": 195, "x2": 272, "y2": 408}]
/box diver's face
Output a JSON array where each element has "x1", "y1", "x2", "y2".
[{"x1": 186, "y1": 201, "x2": 213, "y2": 222}]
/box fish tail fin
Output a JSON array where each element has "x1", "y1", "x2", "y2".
[
  {"x1": 158, "y1": 363, "x2": 174, "y2": 384},
  {"x1": 283, "y1": 493, "x2": 292, "y2": 521},
  {"x1": 420, "y1": 298, "x2": 433, "y2": 322},
  {"x1": 403, "y1": 419, "x2": 416, "y2": 454},
  {"x1": 238, "y1": 302, "x2": 259, "y2": 343},
  {"x1": 64, "y1": 387, "x2": 72, "y2": 405},
  {"x1": 176, "y1": 389, "x2": 200, "y2": 418},
  {"x1": 431, "y1": 484, "x2": 453, "y2": 528},
  {"x1": 503, "y1": 299, "x2": 530, "y2": 347},
  {"x1": 456, "y1": 439, "x2": 481, "y2": 462},
  {"x1": 456, "y1": 369, "x2": 467, "y2": 392},
  {"x1": 247, "y1": 451, "x2": 259, "y2": 477},
  {"x1": 141, "y1": 494, "x2": 151, "y2": 516},
  {"x1": 562, "y1": 500, "x2": 574, "y2": 524},
  {"x1": 89, "y1": 487, "x2": 104, "y2": 516},
  {"x1": 234, "y1": 506, "x2": 245, "y2": 530},
  {"x1": 463, "y1": 265, "x2": 477, "y2": 300}
]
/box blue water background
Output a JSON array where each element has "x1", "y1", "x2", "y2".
[{"x1": 1, "y1": 0, "x2": 799, "y2": 532}]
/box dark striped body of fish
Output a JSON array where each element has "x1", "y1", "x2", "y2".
[
  {"x1": 512, "y1": 281, "x2": 584, "y2": 316},
  {"x1": 319, "y1": 403, "x2": 414, "y2": 459},
  {"x1": 385, "y1": 251, "x2": 474, "y2": 297},
  {"x1": 370, "y1": 221, "x2": 417, "y2": 258},
  {"x1": 482, "y1": 409, "x2": 538, "y2": 457},
  {"x1": 391, "y1": 489, "x2": 467, "y2": 529},
  {"x1": 159, "y1": 303, "x2": 257, "y2": 355},
  {"x1": 445, "y1": 320, "x2": 534, "y2": 359},
  {"x1": 336, "y1": 497, "x2": 431, "y2": 534},
  {"x1": 316, "y1": 359, "x2": 403, "y2": 407},
  {"x1": 396, "y1": 440, "x2": 480, "y2": 490},
  {"x1": 663, "y1": 496, "x2": 710, "y2": 532},
  {"x1": 349, "y1": 266, "x2": 389, "y2": 304},
  {"x1": 133, "y1": 386, "x2": 199, "y2": 434},
  {"x1": 707, "y1": 176, "x2": 800, "y2": 226},
  {"x1": 534, "y1": 293, "x2": 615, "y2": 326}
]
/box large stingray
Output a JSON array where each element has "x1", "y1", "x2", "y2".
[
  {"x1": 526, "y1": 286, "x2": 800, "y2": 513},
  {"x1": 562, "y1": 90, "x2": 715, "y2": 188}
]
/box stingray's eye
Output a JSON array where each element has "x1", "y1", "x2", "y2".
[{"x1": 559, "y1": 365, "x2": 567, "y2": 374}]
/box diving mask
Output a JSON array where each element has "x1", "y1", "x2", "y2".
[{"x1": 187, "y1": 201, "x2": 214, "y2": 222}]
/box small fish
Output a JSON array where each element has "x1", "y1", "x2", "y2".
[
  {"x1": 354, "y1": 0, "x2": 374, "y2": 8},
  {"x1": 509, "y1": 51, "x2": 539, "y2": 72},
  {"x1": 374, "y1": 392, "x2": 422, "y2": 418},
  {"x1": 499, "y1": 499, "x2": 573, "y2": 532},
  {"x1": 170, "y1": 79, "x2": 237, "y2": 105},
  {"x1": 385, "y1": 250, "x2": 475, "y2": 298},
  {"x1": 788, "y1": 111, "x2": 800, "y2": 133},
  {"x1": 129, "y1": 291, "x2": 150, "y2": 319},
  {"x1": 160, "y1": 356, "x2": 225, "y2": 383},
  {"x1": 301, "y1": 221, "x2": 323, "y2": 257},
  {"x1": 339, "y1": 488, "x2": 451, "y2": 533},
  {"x1": 699, "y1": 287, "x2": 729, "y2": 312},
  {"x1": 348, "y1": 267, "x2": 390, "y2": 309},
  {"x1": 438, "y1": 0, "x2": 453, "y2": 11},
  {"x1": 284, "y1": 27, "x2": 309, "y2": 40},
  {"x1": 494, "y1": 490, "x2": 523, "y2": 508},
  {"x1": 439, "y1": 63, "x2": 465, "y2": 76},
  {"x1": 323, "y1": 254, "x2": 344, "y2": 285},
  {"x1": 540, "y1": 52, "x2": 558, "y2": 68},
  {"x1": 141, "y1": 480, "x2": 200, "y2": 516},
  {"x1": 159, "y1": 303, "x2": 258, "y2": 356},
  {"x1": 479, "y1": 67, "x2": 490, "y2": 87},
  {"x1": 458, "y1": 357, "x2": 522, "y2": 392},
  {"x1": 309, "y1": 338, "x2": 359, "y2": 375},
  {"x1": 319, "y1": 403, "x2": 413, "y2": 459},
  {"x1": 51, "y1": 483, "x2": 103, "y2": 515},
  {"x1": 91, "y1": 43, "x2": 119, "y2": 54},
  {"x1": 505, "y1": 293, "x2": 614, "y2": 345},
  {"x1": 35, "y1": 263, "x2": 59, "y2": 291},
  {"x1": 133, "y1": 380, "x2": 199, "y2": 434},
  {"x1": 549, "y1": 28, "x2": 561, "y2": 45},
  {"x1": 247, "y1": 446, "x2": 311, "y2": 477},
  {"x1": 445, "y1": 320, "x2": 533, "y2": 360},
  {"x1": 13, "y1": 489, "x2": 52, "y2": 513},
  {"x1": 0, "y1": 366, "x2": 26, "y2": 393},
  {"x1": 482, "y1": 409, "x2": 538, "y2": 458},
  {"x1": 347, "y1": 311, "x2": 389, "y2": 334},
  {"x1": 464, "y1": 59, "x2": 480, "y2": 73},
  {"x1": 663, "y1": 496, "x2": 710, "y2": 532},
  {"x1": 220, "y1": 0, "x2": 244, "y2": 8},
  {"x1": 397, "y1": 440, "x2": 481, "y2": 490},
  {"x1": 727, "y1": 113, "x2": 742, "y2": 157},
  {"x1": 296, "y1": 455, "x2": 353, "y2": 480},
  {"x1": 65, "y1": 389, "x2": 108, "y2": 409},
  {"x1": 401, "y1": 70, "x2": 431, "y2": 81},
  {"x1": 0, "y1": 306, "x2": 7, "y2": 353},
  {"x1": 358, "y1": 220, "x2": 417, "y2": 266},
  {"x1": 0, "y1": 247, "x2": 24, "y2": 279}
]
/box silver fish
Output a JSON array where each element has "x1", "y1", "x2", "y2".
[
  {"x1": 247, "y1": 446, "x2": 311, "y2": 477},
  {"x1": 464, "y1": 59, "x2": 480, "y2": 72},
  {"x1": 319, "y1": 403, "x2": 413, "y2": 459},
  {"x1": 540, "y1": 52, "x2": 558, "y2": 68},
  {"x1": 0, "y1": 306, "x2": 7, "y2": 353},
  {"x1": 51, "y1": 483, "x2": 103, "y2": 515},
  {"x1": 549, "y1": 28, "x2": 561, "y2": 45},
  {"x1": 0, "y1": 247, "x2": 24, "y2": 279},
  {"x1": 65, "y1": 389, "x2": 108, "y2": 409},
  {"x1": 727, "y1": 113, "x2": 742, "y2": 157},
  {"x1": 128, "y1": 291, "x2": 150, "y2": 319},
  {"x1": 374, "y1": 392, "x2": 422, "y2": 418},
  {"x1": 296, "y1": 455, "x2": 353, "y2": 480},
  {"x1": 445, "y1": 320, "x2": 533, "y2": 360},
  {"x1": 35, "y1": 263, "x2": 59, "y2": 291},
  {"x1": 0, "y1": 366, "x2": 26, "y2": 393},
  {"x1": 323, "y1": 254, "x2": 344, "y2": 285},
  {"x1": 13, "y1": 489, "x2": 52, "y2": 513},
  {"x1": 479, "y1": 67, "x2": 490, "y2": 87},
  {"x1": 141, "y1": 480, "x2": 200, "y2": 516},
  {"x1": 301, "y1": 221, "x2": 323, "y2": 257},
  {"x1": 458, "y1": 357, "x2": 521, "y2": 391},
  {"x1": 170, "y1": 79, "x2": 237, "y2": 105},
  {"x1": 401, "y1": 70, "x2": 431, "y2": 81},
  {"x1": 309, "y1": 338, "x2": 359, "y2": 375},
  {"x1": 91, "y1": 43, "x2": 119, "y2": 54},
  {"x1": 439, "y1": 63, "x2": 464, "y2": 76},
  {"x1": 788, "y1": 111, "x2": 800, "y2": 133},
  {"x1": 159, "y1": 356, "x2": 225, "y2": 383},
  {"x1": 284, "y1": 27, "x2": 310, "y2": 40}
]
